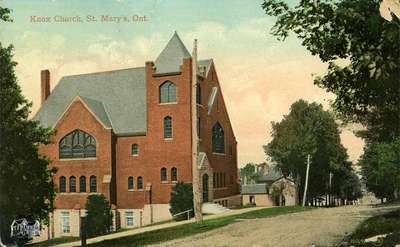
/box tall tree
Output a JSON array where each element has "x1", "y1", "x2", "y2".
[
  {"x1": 359, "y1": 138, "x2": 400, "y2": 201},
  {"x1": 262, "y1": 0, "x2": 400, "y2": 144},
  {"x1": 0, "y1": 6, "x2": 56, "y2": 243},
  {"x1": 264, "y1": 100, "x2": 354, "y2": 204}
]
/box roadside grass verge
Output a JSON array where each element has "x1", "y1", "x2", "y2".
[
  {"x1": 30, "y1": 236, "x2": 80, "y2": 247},
  {"x1": 348, "y1": 209, "x2": 400, "y2": 247},
  {"x1": 87, "y1": 206, "x2": 312, "y2": 247}
]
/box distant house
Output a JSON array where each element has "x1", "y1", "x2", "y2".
[{"x1": 241, "y1": 163, "x2": 297, "y2": 206}]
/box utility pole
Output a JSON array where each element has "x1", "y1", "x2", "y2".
[
  {"x1": 302, "y1": 154, "x2": 311, "y2": 207},
  {"x1": 191, "y1": 39, "x2": 202, "y2": 221}
]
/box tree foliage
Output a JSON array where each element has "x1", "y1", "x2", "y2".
[
  {"x1": 262, "y1": 0, "x2": 400, "y2": 144},
  {"x1": 264, "y1": 100, "x2": 360, "y2": 203},
  {"x1": 0, "y1": 6, "x2": 56, "y2": 243},
  {"x1": 85, "y1": 194, "x2": 113, "y2": 237},
  {"x1": 169, "y1": 183, "x2": 194, "y2": 221},
  {"x1": 360, "y1": 138, "x2": 400, "y2": 200},
  {"x1": 239, "y1": 163, "x2": 259, "y2": 184}
]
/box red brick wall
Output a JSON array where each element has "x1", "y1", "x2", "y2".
[
  {"x1": 39, "y1": 58, "x2": 239, "y2": 211},
  {"x1": 198, "y1": 63, "x2": 239, "y2": 199},
  {"x1": 39, "y1": 98, "x2": 113, "y2": 209},
  {"x1": 116, "y1": 59, "x2": 194, "y2": 209}
]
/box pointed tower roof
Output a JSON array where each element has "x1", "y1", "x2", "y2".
[{"x1": 154, "y1": 32, "x2": 191, "y2": 74}]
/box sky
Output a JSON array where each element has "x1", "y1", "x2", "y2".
[{"x1": 1, "y1": 0, "x2": 367, "y2": 166}]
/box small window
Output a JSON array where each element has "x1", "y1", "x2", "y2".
[
  {"x1": 80, "y1": 176, "x2": 86, "y2": 192},
  {"x1": 161, "y1": 167, "x2": 167, "y2": 182},
  {"x1": 128, "y1": 176, "x2": 134, "y2": 190},
  {"x1": 90, "y1": 176, "x2": 97, "y2": 192},
  {"x1": 60, "y1": 176, "x2": 66, "y2": 193},
  {"x1": 61, "y1": 212, "x2": 70, "y2": 233},
  {"x1": 69, "y1": 176, "x2": 76, "y2": 192},
  {"x1": 131, "y1": 144, "x2": 139, "y2": 156},
  {"x1": 125, "y1": 212, "x2": 135, "y2": 227},
  {"x1": 137, "y1": 176, "x2": 143, "y2": 190},
  {"x1": 164, "y1": 117, "x2": 173, "y2": 139},
  {"x1": 171, "y1": 167, "x2": 177, "y2": 182},
  {"x1": 196, "y1": 83, "x2": 201, "y2": 104},
  {"x1": 160, "y1": 81, "x2": 177, "y2": 103}
]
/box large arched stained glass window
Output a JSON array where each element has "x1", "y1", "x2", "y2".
[
  {"x1": 212, "y1": 122, "x2": 225, "y2": 153},
  {"x1": 159, "y1": 81, "x2": 177, "y2": 103},
  {"x1": 59, "y1": 130, "x2": 96, "y2": 159}
]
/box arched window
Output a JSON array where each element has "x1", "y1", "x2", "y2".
[
  {"x1": 137, "y1": 176, "x2": 143, "y2": 190},
  {"x1": 90, "y1": 176, "x2": 97, "y2": 192},
  {"x1": 171, "y1": 167, "x2": 177, "y2": 182},
  {"x1": 164, "y1": 116, "x2": 173, "y2": 139},
  {"x1": 69, "y1": 176, "x2": 76, "y2": 192},
  {"x1": 159, "y1": 81, "x2": 177, "y2": 103},
  {"x1": 131, "y1": 144, "x2": 139, "y2": 156},
  {"x1": 161, "y1": 168, "x2": 167, "y2": 181},
  {"x1": 59, "y1": 129, "x2": 96, "y2": 159},
  {"x1": 128, "y1": 176, "x2": 134, "y2": 190},
  {"x1": 80, "y1": 176, "x2": 86, "y2": 192},
  {"x1": 212, "y1": 122, "x2": 225, "y2": 153},
  {"x1": 59, "y1": 176, "x2": 66, "y2": 193},
  {"x1": 196, "y1": 83, "x2": 201, "y2": 104}
]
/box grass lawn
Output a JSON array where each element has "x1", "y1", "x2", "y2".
[
  {"x1": 30, "y1": 236, "x2": 80, "y2": 247},
  {"x1": 348, "y1": 209, "x2": 400, "y2": 247},
  {"x1": 86, "y1": 206, "x2": 312, "y2": 247}
]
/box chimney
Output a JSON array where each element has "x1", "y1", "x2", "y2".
[{"x1": 41, "y1": 70, "x2": 50, "y2": 105}]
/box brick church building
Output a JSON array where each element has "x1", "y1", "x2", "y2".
[{"x1": 34, "y1": 32, "x2": 240, "y2": 238}]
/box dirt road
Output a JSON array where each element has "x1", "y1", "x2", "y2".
[{"x1": 148, "y1": 205, "x2": 399, "y2": 247}]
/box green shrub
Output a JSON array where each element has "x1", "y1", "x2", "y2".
[
  {"x1": 85, "y1": 194, "x2": 113, "y2": 237},
  {"x1": 169, "y1": 183, "x2": 194, "y2": 221}
]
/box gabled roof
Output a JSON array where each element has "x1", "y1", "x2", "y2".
[
  {"x1": 34, "y1": 67, "x2": 147, "y2": 136},
  {"x1": 257, "y1": 164, "x2": 284, "y2": 183},
  {"x1": 79, "y1": 96, "x2": 112, "y2": 128},
  {"x1": 154, "y1": 32, "x2": 191, "y2": 74},
  {"x1": 241, "y1": 183, "x2": 269, "y2": 194}
]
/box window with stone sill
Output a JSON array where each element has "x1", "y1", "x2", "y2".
[
  {"x1": 69, "y1": 176, "x2": 76, "y2": 192},
  {"x1": 161, "y1": 167, "x2": 167, "y2": 182},
  {"x1": 137, "y1": 176, "x2": 143, "y2": 190},
  {"x1": 131, "y1": 144, "x2": 139, "y2": 156},
  {"x1": 159, "y1": 81, "x2": 177, "y2": 103},
  {"x1": 128, "y1": 176, "x2": 134, "y2": 190}
]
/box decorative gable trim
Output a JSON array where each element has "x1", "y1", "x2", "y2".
[{"x1": 54, "y1": 95, "x2": 112, "y2": 130}]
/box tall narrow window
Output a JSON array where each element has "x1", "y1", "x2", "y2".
[
  {"x1": 161, "y1": 167, "x2": 167, "y2": 182},
  {"x1": 171, "y1": 167, "x2": 177, "y2": 182},
  {"x1": 59, "y1": 129, "x2": 96, "y2": 159},
  {"x1": 61, "y1": 212, "x2": 70, "y2": 233},
  {"x1": 128, "y1": 176, "x2": 134, "y2": 190},
  {"x1": 80, "y1": 176, "x2": 86, "y2": 192},
  {"x1": 59, "y1": 176, "x2": 66, "y2": 193},
  {"x1": 131, "y1": 144, "x2": 139, "y2": 156},
  {"x1": 196, "y1": 83, "x2": 201, "y2": 104},
  {"x1": 159, "y1": 81, "x2": 177, "y2": 103},
  {"x1": 212, "y1": 122, "x2": 225, "y2": 153},
  {"x1": 197, "y1": 117, "x2": 201, "y2": 137},
  {"x1": 164, "y1": 116, "x2": 173, "y2": 139},
  {"x1": 90, "y1": 176, "x2": 97, "y2": 192},
  {"x1": 213, "y1": 173, "x2": 216, "y2": 188},
  {"x1": 125, "y1": 212, "x2": 135, "y2": 227},
  {"x1": 137, "y1": 176, "x2": 143, "y2": 190},
  {"x1": 69, "y1": 176, "x2": 76, "y2": 192}
]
